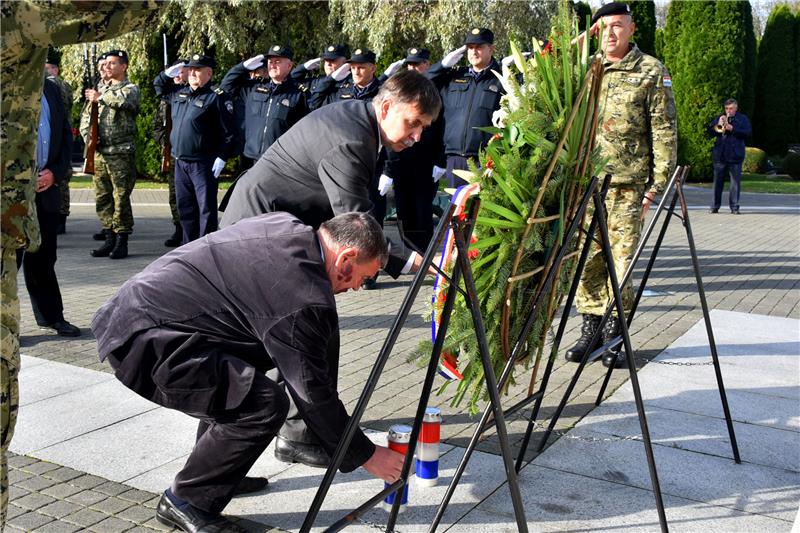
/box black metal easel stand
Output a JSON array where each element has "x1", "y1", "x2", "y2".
[
  {"x1": 301, "y1": 194, "x2": 532, "y2": 532},
  {"x1": 510, "y1": 166, "x2": 742, "y2": 533}
]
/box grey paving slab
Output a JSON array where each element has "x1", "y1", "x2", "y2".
[
  {"x1": 462, "y1": 464, "x2": 793, "y2": 532},
  {"x1": 16, "y1": 355, "x2": 115, "y2": 406},
  {"x1": 12, "y1": 376, "x2": 158, "y2": 454},
  {"x1": 28, "y1": 407, "x2": 197, "y2": 483}
]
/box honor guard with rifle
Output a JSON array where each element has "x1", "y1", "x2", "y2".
[
  {"x1": 81, "y1": 49, "x2": 140, "y2": 260},
  {"x1": 220, "y1": 44, "x2": 308, "y2": 169},
  {"x1": 153, "y1": 49, "x2": 188, "y2": 247},
  {"x1": 154, "y1": 54, "x2": 236, "y2": 244}
]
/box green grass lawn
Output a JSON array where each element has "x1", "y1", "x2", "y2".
[
  {"x1": 70, "y1": 173, "x2": 235, "y2": 190},
  {"x1": 692, "y1": 173, "x2": 800, "y2": 194}
]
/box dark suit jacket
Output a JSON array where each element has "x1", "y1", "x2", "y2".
[
  {"x1": 91, "y1": 212, "x2": 375, "y2": 472},
  {"x1": 220, "y1": 99, "x2": 409, "y2": 276},
  {"x1": 39, "y1": 79, "x2": 73, "y2": 213}
]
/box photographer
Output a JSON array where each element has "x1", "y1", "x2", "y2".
[{"x1": 708, "y1": 98, "x2": 752, "y2": 215}]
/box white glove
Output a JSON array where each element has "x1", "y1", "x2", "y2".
[
  {"x1": 243, "y1": 54, "x2": 265, "y2": 71},
  {"x1": 303, "y1": 57, "x2": 322, "y2": 70},
  {"x1": 331, "y1": 62, "x2": 351, "y2": 81},
  {"x1": 441, "y1": 45, "x2": 467, "y2": 68},
  {"x1": 377, "y1": 174, "x2": 394, "y2": 196},
  {"x1": 501, "y1": 52, "x2": 531, "y2": 68},
  {"x1": 165, "y1": 63, "x2": 184, "y2": 78},
  {"x1": 212, "y1": 158, "x2": 226, "y2": 178},
  {"x1": 432, "y1": 166, "x2": 447, "y2": 183},
  {"x1": 383, "y1": 59, "x2": 405, "y2": 78}
]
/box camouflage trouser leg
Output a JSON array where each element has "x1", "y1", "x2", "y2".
[
  {"x1": 95, "y1": 152, "x2": 136, "y2": 234},
  {"x1": 59, "y1": 167, "x2": 71, "y2": 217},
  {"x1": 576, "y1": 185, "x2": 645, "y2": 317},
  {"x1": 1, "y1": 246, "x2": 21, "y2": 530},
  {"x1": 168, "y1": 157, "x2": 179, "y2": 227}
]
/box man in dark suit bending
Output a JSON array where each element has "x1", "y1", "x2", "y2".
[{"x1": 92, "y1": 212, "x2": 403, "y2": 533}]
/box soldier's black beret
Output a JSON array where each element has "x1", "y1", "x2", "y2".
[
  {"x1": 45, "y1": 48, "x2": 60, "y2": 66},
  {"x1": 464, "y1": 28, "x2": 494, "y2": 45},
  {"x1": 348, "y1": 48, "x2": 376, "y2": 64},
  {"x1": 185, "y1": 54, "x2": 215, "y2": 69},
  {"x1": 266, "y1": 44, "x2": 293, "y2": 60},
  {"x1": 404, "y1": 47, "x2": 430, "y2": 63},
  {"x1": 591, "y1": 2, "x2": 632, "y2": 25},
  {"x1": 321, "y1": 44, "x2": 347, "y2": 60},
  {"x1": 104, "y1": 49, "x2": 129, "y2": 64}
]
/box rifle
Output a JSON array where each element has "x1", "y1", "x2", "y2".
[
  {"x1": 82, "y1": 44, "x2": 99, "y2": 175},
  {"x1": 160, "y1": 33, "x2": 172, "y2": 174}
]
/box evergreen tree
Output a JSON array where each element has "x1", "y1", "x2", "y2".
[
  {"x1": 654, "y1": 27, "x2": 664, "y2": 61},
  {"x1": 630, "y1": 0, "x2": 656, "y2": 56},
  {"x1": 740, "y1": 1, "x2": 757, "y2": 117},
  {"x1": 754, "y1": 4, "x2": 798, "y2": 155},
  {"x1": 662, "y1": 0, "x2": 748, "y2": 179}
]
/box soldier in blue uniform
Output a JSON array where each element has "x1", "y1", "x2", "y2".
[
  {"x1": 221, "y1": 44, "x2": 308, "y2": 169},
  {"x1": 308, "y1": 48, "x2": 383, "y2": 110},
  {"x1": 154, "y1": 54, "x2": 236, "y2": 244},
  {"x1": 427, "y1": 28, "x2": 504, "y2": 187},
  {"x1": 291, "y1": 43, "x2": 348, "y2": 98},
  {"x1": 380, "y1": 47, "x2": 444, "y2": 253}
]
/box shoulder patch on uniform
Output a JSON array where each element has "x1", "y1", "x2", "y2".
[
  {"x1": 281, "y1": 98, "x2": 290, "y2": 107},
  {"x1": 488, "y1": 84, "x2": 499, "y2": 92},
  {"x1": 214, "y1": 87, "x2": 224, "y2": 95},
  {"x1": 662, "y1": 75, "x2": 672, "y2": 88}
]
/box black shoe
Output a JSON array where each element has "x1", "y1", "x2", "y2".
[
  {"x1": 109, "y1": 233, "x2": 128, "y2": 259},
  {"x1": 731, "y1": 208, "x2": 740, "y2": 215},
  {"x1": 155, "y1": 493, "x2": 247, "y2": 533},
  {"x1": 709, "y1": 208, "x2": 719, "y2": 214},
  {"x1": 40, "y1": 320, "x2": 81, "y2": 337},
  {"x1": 165, "y1": 225, "x2": 183, "y2": 247},
  {"x1": 565, "y1": 314, "x2": 601, "y2": 362},
  {"x1": 274, "y1": 436, "x2": 330, "y2": 468},
  {"x1": 91, "y1": 231, "x2": 115, "y2": 257},
  {"x1": 92, "y1": 228, "x2": 108, "y2": 241},
  {"x1": 601, "y1": 315, "x2": 628, "y2": 368},
  {"x1": 233, "y1": 476, "x2": 269, "y2": 496}
]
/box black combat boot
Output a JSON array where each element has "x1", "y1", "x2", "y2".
[
  {"x1": 601, "y1": 315, "x2": 628, "y2": 368},
  {"x1": 93, "y1": 228, "x2": 108, "y2": 241},
  {"x1": 90, "y1": 231, "x2": 116, "y2": 257},
  {"x1": 565, "y1": 314, "x2": 601, "y2": 362},
  {"x1": 109, "y1": 233, "x2": 129, "y2": 259},
  {"x1": 164, "y1": 224, "x2": 182, "y2": 247}
]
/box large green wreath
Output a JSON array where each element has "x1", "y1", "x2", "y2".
[{"x1": 417, "y1": 3, "x2": 607, "y2": 415}]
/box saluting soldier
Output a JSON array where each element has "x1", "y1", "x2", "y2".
[
  {"x1": 154, "y1": 54, "x2": 236, "y2": 244},
  {"x1": 291, "y1": 43, "x2": 348, "y2": 98},
  {"x1": 380, "y1": 47, "x2": 444, "y2": 253},
  {"x1": 44, "y1": 52, "x2": 74, "y2": 235},
  {"x1": 81, "y1": 49, "x2": 140, "y2": 260},
  {"x1": 153, "y1": 58, "x2": 188, "y2": 247},
  {"x1": 308, "y1": 48, "x2": 383, "y2": 110},
  {"x1": 565, "y1": 2, "x2": 677, "y2": 368},
  {"x1": 221, "y1": 44, "x2": 308, "y2": 169},
  {"x1": 427, "y1": 28, "x2": 505, "y2": 187}
]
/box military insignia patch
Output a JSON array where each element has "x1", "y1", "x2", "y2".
[
  {"x1": 410, "y1": 48, "x2": 418, "y2": 54},
  {"x1": 193, "y1": 54, "x2": 200, "y2": 61},
  {"x1": 471, "y1": 28, "x2": 480, "y2": 35},
  {"x1": 281, "y1": 98, "x2": 290, "y2": 107},
  {"x1": 663, "y1": 75, "x2": 672, "y2": 88},
  {"x1": 355, "y1": 48, "x2": 362, "y2": 55},
  {"x1": 273, "y1": 45, "x2": 280, "y2": 52},
  {"x1": 328, "y1": 46, "x2": 335, "y2": 52},
  {"x1": 225, "y1": 101, "x2": 233, "y2": 113}
]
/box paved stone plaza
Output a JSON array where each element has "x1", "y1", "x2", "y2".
[{"x1": 6, "y1": 185, "x2": 799, "y2": 532}]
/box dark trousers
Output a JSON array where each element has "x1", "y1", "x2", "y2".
[
  {"x1": 446, "y1": 154, "x2": 474, "y2": 188},
  {"x1": 265, "y1": 329, "x2": 339, "y2": 446},
  {"x1": 394, "y1": 166, "x2": 437, "y2": 252},
  {"x1": 175, "y1": 159, "x2": 218, "y2": 244},
  {"x1": 712, "y1": 161, "x2": 742, "y2": 211},
  {"x1": 16, "y1": 208, "x2": 63, "y2": 326},
  {"x1": 173, "y1": 371, "x2": 289, "y2": 514}
]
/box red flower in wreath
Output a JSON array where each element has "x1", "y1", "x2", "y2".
[{"x1": 485, "y1": 157, "x2": 494, "y2": 170}]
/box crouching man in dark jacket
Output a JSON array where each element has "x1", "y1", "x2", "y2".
[{"x1": 91, "y1": 211, "x2": 403, "y2": 533}]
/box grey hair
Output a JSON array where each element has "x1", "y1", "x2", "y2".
[
  {"x1": 724, "y1": 98, "x2": 738, "y2": 106},
  {"x1": 320, "y1": 212, "x2": 389, "y2": 266},
  {"x1": 374, "y1": 69, "x2": 441, "y2": 118}
]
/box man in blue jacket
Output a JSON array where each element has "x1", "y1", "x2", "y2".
[{"x1": 708, "y1": 98, "x2": 751, "y2": 215}]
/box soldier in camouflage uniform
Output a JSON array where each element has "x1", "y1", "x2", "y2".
[
  {"x1": 45, "y1": 53, "x2": 74, "y2": 234},
  {"x1": 81, "y1": 49, "x2": 140, "y2": 260},
  {"x1": 1, "y1": 2, "x2": 158, "y2": 527},
  {"x1": 565, "y1": 2, "x2": 677, "y2": 368}
]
